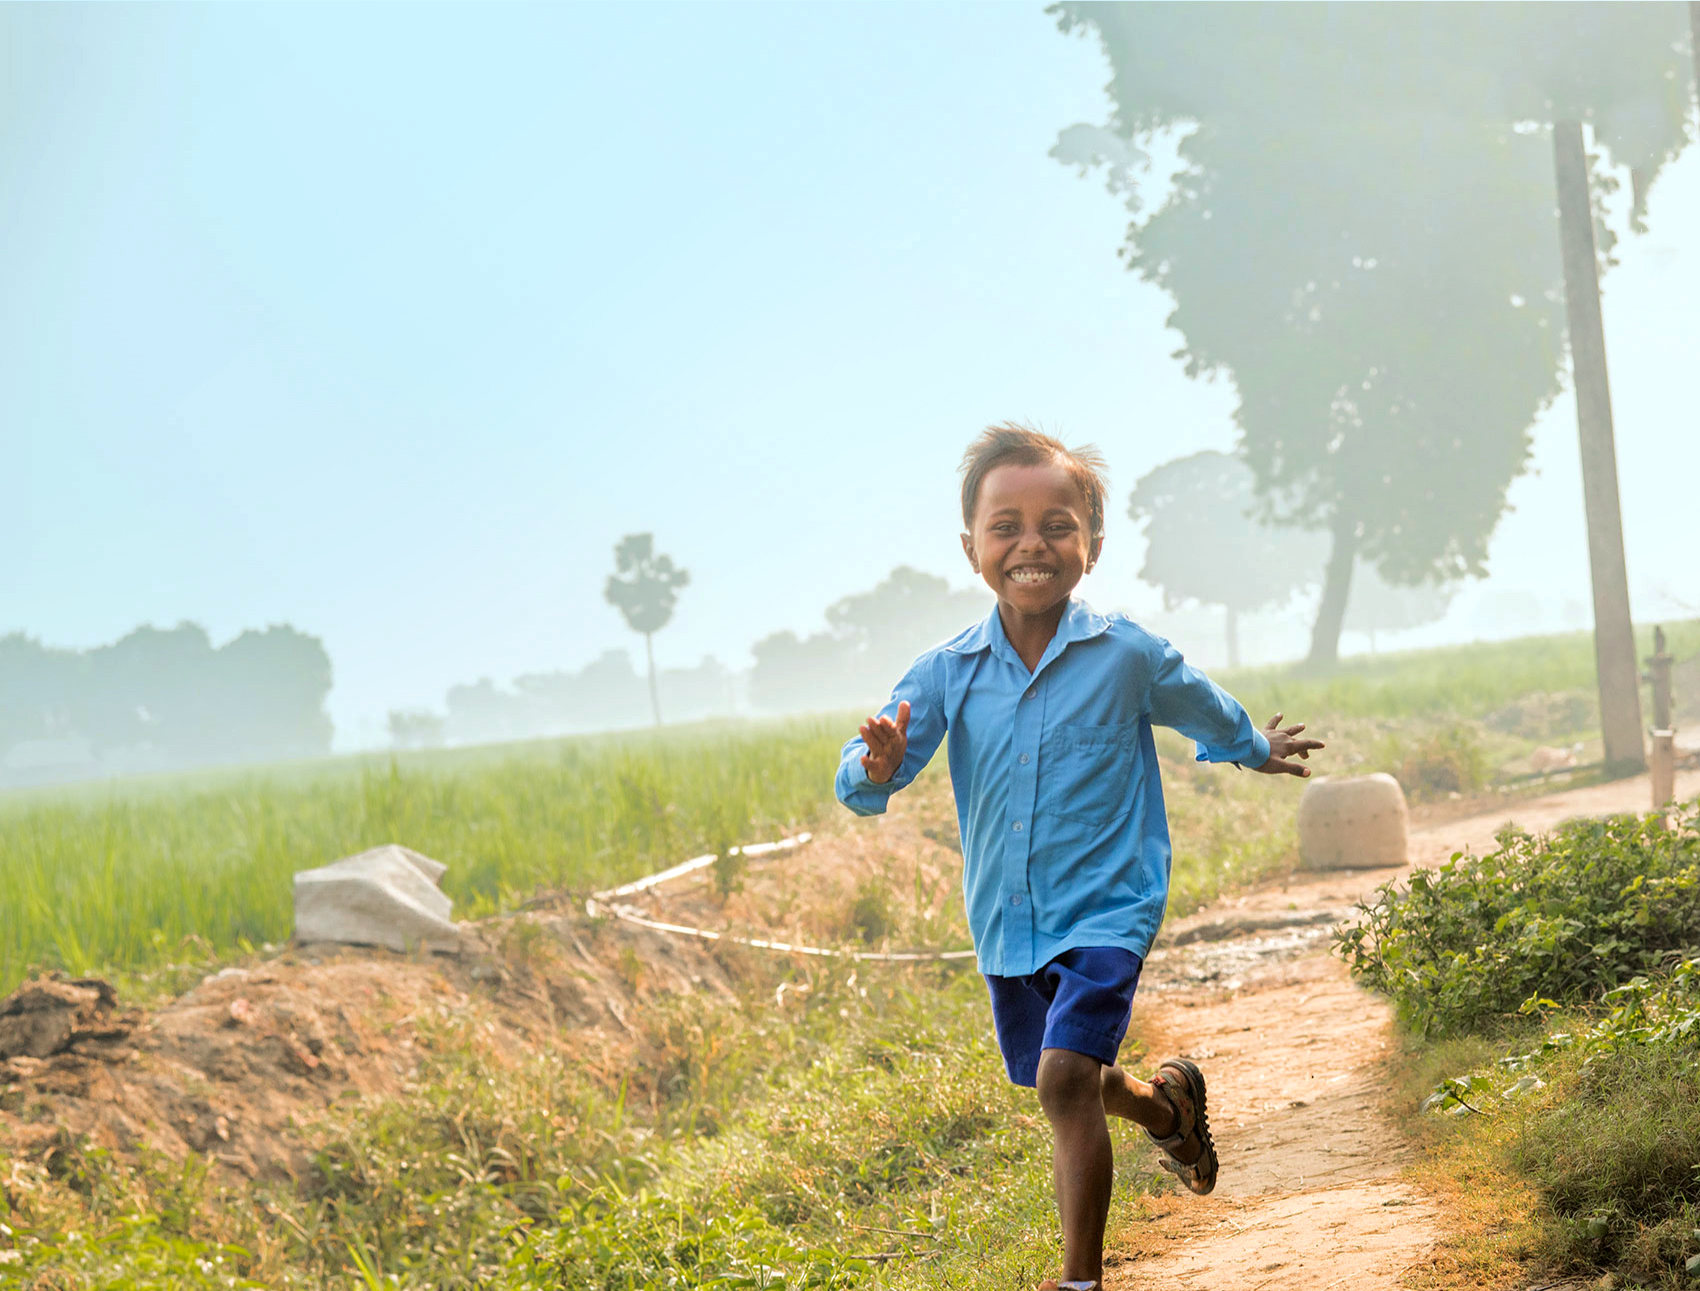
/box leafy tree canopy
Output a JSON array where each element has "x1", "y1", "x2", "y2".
[{"x1": 604, "y1": 533, "x2": 689, "y2": 637}]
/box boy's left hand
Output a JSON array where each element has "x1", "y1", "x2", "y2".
[{"x1": 1255, "y1": 712, "x2": 1325, "y2": 778}]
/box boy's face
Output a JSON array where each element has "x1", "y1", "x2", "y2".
[{"x1": 961, "y1": 460, "x2": 1101, "y2": 619}]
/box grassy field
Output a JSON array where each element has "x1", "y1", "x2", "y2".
[
  {"x1": 4, "y1": 618, "x2": 1692, "y2": 998},
  {"x1": 0, "y1": 717, "x2": 850, "y2": 997},
  {"x1": 1217, "y1": 618, "x2": 1699, "y2": 725}
]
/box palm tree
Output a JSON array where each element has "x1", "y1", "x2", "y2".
[{"x1": 603, "y1": 533, "x2": 689, "y2": 726}]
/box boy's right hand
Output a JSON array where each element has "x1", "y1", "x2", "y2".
[{"x1": 859, "y1": 701, "x2": 910, "y2": 784}]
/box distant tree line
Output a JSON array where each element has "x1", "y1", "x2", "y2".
[
  {"x1": 0, "y1": 623, "x2": 333, "y2": 781},
  {"x1": 412, "y1": 653, "x2": 740, "y2": 747},
  {"x1": 749, "y1": 566, "x2": 990, "y2": 712},
  {"x1": 397, "y1": 565, "x2": 991, "y2": 748}
]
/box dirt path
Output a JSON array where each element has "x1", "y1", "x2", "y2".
[{"x1": 1103, "y1": 766, "x2": 1700, "y2": 1291}]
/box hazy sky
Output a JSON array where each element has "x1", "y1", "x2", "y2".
[{"x1": 5, "y1": 3, "x2": 1697, "y2": 748}]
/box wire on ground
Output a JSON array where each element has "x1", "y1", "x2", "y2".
[{"x1": 585, "y1": 833, "x2": 977, "y2": 963}]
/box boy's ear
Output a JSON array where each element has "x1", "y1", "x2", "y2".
[
  {"x1": 960, "y1": 532, "x2": 980, "y2": 573},
  {"x1": 1086, "y1": 533, "x2": 1104, "y2": 572}
]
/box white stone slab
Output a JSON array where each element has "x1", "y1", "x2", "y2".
[{"x1": 293, "y1": 844, "x2": 459, "y2": 952}]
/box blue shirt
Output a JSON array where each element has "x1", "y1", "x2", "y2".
[{"x1": 834, "y1": 598, "x2": 1270, "y2": 976}]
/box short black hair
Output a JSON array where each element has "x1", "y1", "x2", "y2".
[{"x1": 959, "y1": 422, "x2": 1109, "y2": 537}]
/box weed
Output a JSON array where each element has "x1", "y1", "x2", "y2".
[
  {"x1": 712, "y1": 849, "x2": 748, "y2": 901},
  {"x1": 1381, "y1": 726, "x2": 1491, "y2": 800},
  {"x1": 846, "y1": 879, "x2": 894, "y2": 945}
]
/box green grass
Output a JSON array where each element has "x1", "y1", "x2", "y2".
[
  {"x1": 0, "y1": 956, "x2": 1174, "y2": 1290},
  {"x1": 9, "y1": 619, "x2": 1689, "y2": 998},
  {"x1": 0, "y1": 716, "x2": 851, "y2": 996},
  {"x1": 1217, "y1": 618, "x2": 1699, "y2": 726}
]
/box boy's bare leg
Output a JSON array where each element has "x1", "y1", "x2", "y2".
[
  {"x1": 1035, "y1": 1048, "x2": 1114, "y2": 1287},
  {"x1": 1100, "y1": 1063, "x2": 1202, "y2": 1165}
]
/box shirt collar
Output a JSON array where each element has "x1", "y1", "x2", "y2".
[{"x1": 948, "y1": 598, "x2": 1111, "y2": 668}]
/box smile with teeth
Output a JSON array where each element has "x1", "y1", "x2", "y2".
[{"x1": 1006, "y1": 567, "x2": 1056, "y2": 584}]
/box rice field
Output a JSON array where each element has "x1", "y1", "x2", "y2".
[{"x1": 0, "y1": 716, "x2": 852, "y2": 995}]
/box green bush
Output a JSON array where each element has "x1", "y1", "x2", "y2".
[{"x1": 1337, "y1": 802, "x2": 1700, "y2": 1036}]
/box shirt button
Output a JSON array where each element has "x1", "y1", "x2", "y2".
[
  {"x1": 1019, "y1": 753, "x2": 1030, "y2": 765},
  {"x1": 1024, "y1": 688, "x2": 1036, "y2": 700},
  {"x1": 1012, "y1": 821, "x2": 1023, "y2": 832},
  {"x1": 1010, "y1": 893, "x2": 1023, "y2": 906}
]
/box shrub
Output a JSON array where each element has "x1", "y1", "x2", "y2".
[
  {"x1": 1382, "y1": 726, "x2": 1491, "y2": 800},
  {"x1": 1337, "y1": 802, "x2": 1700, "y2": 1036}
]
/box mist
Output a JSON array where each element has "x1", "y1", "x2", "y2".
[{"x1": 4, "y1": 2, "x2": 1697, "y2": 783}]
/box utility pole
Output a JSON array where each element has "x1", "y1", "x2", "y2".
[{"x1": 1551, "y1": 120, "x2": 1645, "y2": 773}]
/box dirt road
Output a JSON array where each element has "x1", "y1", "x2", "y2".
[{"x1": 1103, "y1": 766, "x2": 1700, "y2": 1291}]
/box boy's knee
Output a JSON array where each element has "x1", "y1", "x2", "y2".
[{"x1": 1036, "y1": 1048, "x2": 1103, "y2": 1119}]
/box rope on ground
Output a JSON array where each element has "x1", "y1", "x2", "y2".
[{"x1": 584, "y1": 833, "x2": 978, "y2": 964}]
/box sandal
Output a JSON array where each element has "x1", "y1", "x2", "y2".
[
  {"x1": 1037, "y1": 1282, "x2": 1099, "y2": 1290},
  {"x1": 1144, "y1": 1057, "x2": 1219, "y2": 1195}
]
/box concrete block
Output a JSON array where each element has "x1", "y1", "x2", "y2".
[
  {"x1": 293, "y1": 845, "x2": 460, "y2": 952},
  {"x1": 1297, "y1": 773, "x2": 1409, "y2": 870}
]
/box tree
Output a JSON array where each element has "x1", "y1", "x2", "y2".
[
  {"x1": 0, "y1": 621, "x2": 333, "y2": 774},
  {"x1": 1126, "y1": 451, "x2": 1322, "y2": 666},
  {"x1": 603, "y1": 533, "x2": 690, "y2": 726},
  {"x1": 750, "y1": 566, "x2": 988, "y2": 712},
  {"x1": 1051, "y1": 2, "x2": 1695, "y2": 668},
  {"x1": 1342, "y1": 561, "x2": 1456, "y2": 654}
]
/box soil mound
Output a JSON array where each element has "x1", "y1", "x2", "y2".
[
  {"x1": 0, "y1": 917, "x2": 738, "y2": 1182},
  {"x1": 0, "y1": 799, "x2": 966, "y2": 1188}
]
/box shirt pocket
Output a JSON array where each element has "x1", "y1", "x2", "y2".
[{"x1": 1044, "y1": 721, "x2": 1139, "y2": 825}]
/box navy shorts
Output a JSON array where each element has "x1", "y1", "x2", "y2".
[{"x1": 983, "y1": 946, "x2": 1143, "y2": 1088}]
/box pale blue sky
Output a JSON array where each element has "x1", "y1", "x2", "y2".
[{"x1": 5, "y1": 3, "x2": 1697, "y2": 747}]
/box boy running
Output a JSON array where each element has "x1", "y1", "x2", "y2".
[{"x1": 834, "y1": 424, "x2": 1322, "y2": 1291}]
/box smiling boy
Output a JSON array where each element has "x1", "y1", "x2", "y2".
[{"x1": 834, "y1": 424, "x2": 1322, "y2": 1291}]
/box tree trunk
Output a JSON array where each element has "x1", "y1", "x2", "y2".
[
  {"x1": 1553, "y1": 120, "x2": 1645, "y2": 772},
  {"x1": 1224, "y1": 606, "x2": 1241, "y2": 669},
  {"x1": 645, "y1": 632, "x2": 662, "y2": 726},
  {"x1": 1305, "y1": 513, "x2": 1358, "y2": 670},
  {"x1": 1692, "y1": 4, "x2": 1700, "y2": 114}
]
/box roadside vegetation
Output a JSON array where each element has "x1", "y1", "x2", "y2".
[
  {"x1": 1342, "y1": 800, "x2": 1700, "y2": 1288},
  {"x1": 3, "y1": 622, "x2": 1696, "y2": 1286}
]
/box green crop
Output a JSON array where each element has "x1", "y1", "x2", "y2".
[{"x1": 0, "y1": 717, "x2": 852, "y2": 996}]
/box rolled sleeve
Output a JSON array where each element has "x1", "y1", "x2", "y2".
[
  {"x1": 834, "y1": 655, "x2": 947, "y2": 816},
  {"x1": 1146, "y1": 638, "x2": 1269, "y2": 769}
]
